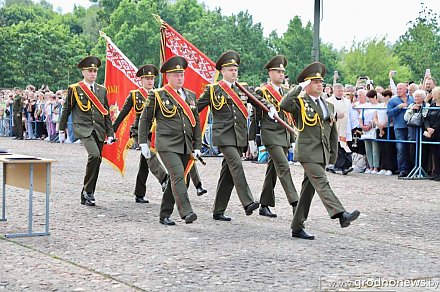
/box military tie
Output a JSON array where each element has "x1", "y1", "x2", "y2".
[
  {"x1": 90, "y1": 85, "x2": 94, "y2": 93},
  {"x1": 279, "y1": 87, "x2": 283, "y2": 95},
  {"x1": 315, "y1": 98, "x2": 327, "y2": 119}
]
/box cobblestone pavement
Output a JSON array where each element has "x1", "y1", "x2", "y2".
[{"x1": 1, "y1": 137, "x2": 439, "y2": 291}]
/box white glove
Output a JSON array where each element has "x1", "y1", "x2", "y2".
[
  {"x1": 59, "y1": 130, "x2": 65, "y2": 143},
  {"x1": 248, "y1": 140, "x2": 258, "y2": 157},
  {"x1": 299, "y1": 79, "x2": 311, "y2": 89},
  {"x1": 193, "y1": 149, "x2": 201, "y2": 158},
  {"x1": 268, "y1": 106, "x2": 278, "y2": 120},
  {"x1": 140, "y1": 143, "x2": 151, "y2": 158},
  {"x1": 291, "y1": 143, "x2": 295, "y2": 150},
  {"x1": 106, "y1": 136, "x2": 115, "y2": 145}
]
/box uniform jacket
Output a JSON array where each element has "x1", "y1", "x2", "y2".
[
  {"x1": 12, "y1": 95, "x2": 23, "y2": 115},
  {"x1": 59, "y1": 82, "x2": 114, "y2": 141},
  {"x1": 197, "y1": 82, "x2": 267, "y2": 147},
  {"x1": 138, "y1": 87, "x2": 201, "y2": 154},
  {"x1": 280, "y1": 85, "x2": 338, "y2": 164},
  {"x1": 251, "y1": 84, "x2": 294, "y2": 147},
  {"x1": 112, "y1": 89, "x2": 148, "y2": 136}
]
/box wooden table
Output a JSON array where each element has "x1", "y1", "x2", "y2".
[{"x1": 0, "y1": 153, "x2": 56, "y2": 238}]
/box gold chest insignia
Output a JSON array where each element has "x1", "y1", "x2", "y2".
[{"x1": 165, "y1": 100, "x2": 170, "y2": 105}]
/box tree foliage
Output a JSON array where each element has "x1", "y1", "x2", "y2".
[
  {"x1": 340, "y1": 38, "x2": 410, "y2": 87},
  {"x1": 394, "y1": 4, "x2": 440, "y2": 83},
  {"x1": 0, "y1": 0, "x2": 436, "y2": 90}
]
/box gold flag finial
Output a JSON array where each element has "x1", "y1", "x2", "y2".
[{"x1": 152, "y1": 14, "x2": 165, "y2": 25}]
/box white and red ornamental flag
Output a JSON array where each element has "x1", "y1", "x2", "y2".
[
  {"x1": 100, "y1": 32, "x2": 141, "y2": 175},
  {"x1": 157, "y1": 17, "x2": 218, "y2": 176}
]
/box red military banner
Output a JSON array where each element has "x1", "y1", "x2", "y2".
[
  {"x1": 100, "y1": 32, "x2": 141, "y2": 176},
  {"x1": 158, "y1": 17, "x2": 217, "y2": 138},
  {"x1": 157, "y1": 16, "x2": 218, "y2": 178}
]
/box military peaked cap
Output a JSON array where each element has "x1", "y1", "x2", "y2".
[
  {"x1": 264, "y1": 55, "x2": 287, "y2": 71},
  {"x1": 216, "y1": 50, "x2": 240, "y2": 70},
  {"x1": 77, "y1": 56, "x2": 101, "y2": 70},
  {"x1": 160, "y1": 56, "x2": 188, "y2": 73},
  {"x1": 137, "y1": 64, "x2": 159, "y2": 78},
  {"x1": 296, "y1": 62, "x2": 326, "y2": 83}
]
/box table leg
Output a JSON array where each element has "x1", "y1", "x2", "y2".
[{"x1": 1, "y1": 164, "x2": 6, "y2": 222}]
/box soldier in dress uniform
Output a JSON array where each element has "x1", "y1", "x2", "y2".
[
  {"x1": 138, "y1": 56, "x2": 201, "y2": 225},
  {"x1": 12, "y1": 88, "x2": 24, "y2": 140},
  {"x1": 197, "y1": 50, "x2": 276, "y2": 221},
  {"x1": 59, "y1": 56, "x2": 115, "y2": 206},
  {"x1": 280, "y1": 62, "x2": 360, "y2": 240},
  {"x1": 112, "y1": 64, "x2": 169, "y2": 203},
  {"x1": 251, "y1": 55, "x2": 299, "y2": 218}
]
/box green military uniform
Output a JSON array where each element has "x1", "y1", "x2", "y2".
[
  {"x1": 138, "y1": 56, "x2": 202, "y2": 222},
  {"x1": 280, "y1": 62, "x2": 352, "y2": 237},
  {"x1": 59, "y1": 56, "x2": 114, "y2": 206},
  {"x1": 253, "y1": 56, "x2": 298, "y2": 216},
  {"x1": 112, "y1": 64, "x2": 168, "y2": 202},
  {"x1": 197, "y1": 50, "x2": 265, "y2": 218},
  {"x1": 12, "y1": 93, "x2": 23, "y2": 139}
]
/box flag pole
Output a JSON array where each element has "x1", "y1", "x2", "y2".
[{"x1": 234, "y1": 82, "x2": 296, "y2": 133}]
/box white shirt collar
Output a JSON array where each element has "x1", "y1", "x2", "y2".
[
  {"x1": 83, "y1": 80, "x2": 95, "y2": 88},
  {"x1": 309, "y1": 95, "x2": 320, "y2": 102},
  {"x1": 269, "y1": 82, "x2": 280, "y2": 91},
  {"x1": 222, "y1": 80, "x2": 234, "y2": 88}
]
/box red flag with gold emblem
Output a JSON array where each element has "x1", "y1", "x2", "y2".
[
  {"x1": 156, "y1": 17, "x2": 218, "y2": 179},
  {"x1": 100, "y1": 32, "x2": 141, "y2": 176}
]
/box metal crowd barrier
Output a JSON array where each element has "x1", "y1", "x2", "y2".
[{"x1": 357, "y1": 106, "x2": 440, "y2": 180}]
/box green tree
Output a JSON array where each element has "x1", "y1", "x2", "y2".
[
  {"x1": 97, "y1": 0, "x2": 164, "y2": 68},
  {"x1": 395, "y1": 4, "x2": 440, "y2": 83},
  {"x1": 340, "y1": 38, "x2": 410, "y2": 87},
  {"x1": 0, "y1": 21, "x2": 87, "y2": 88},
  {"x1": 320, "y1": 43, "x2": 341, "y2": 85},
  {"x1": 274, "y1": 16, "x2": 314, "y2": 84},
  {"x1": 0, "y1": 1, "x2": 56, "y2": 26}
]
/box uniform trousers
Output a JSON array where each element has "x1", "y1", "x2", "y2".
[
  {"x1": 291, "y1": 162, "x2": 345, "y2": 230},
  {"x1": 260, "y1": 145, "x2": 298, "y2": 207},
  {"x1": 13, "y1": 112, "x2": 23, "y2": 138},
  {"x1": 81, "y1": 131, "x2": 104, "y2": 195},
  {"x1": 213, "y1": 146, "x2": 254, "y2": 215},
  {"x1": 134, "y1": 152, "x2": 168, "y2": 198},
  {"x1": 159, "y1": 151, "x2": 193, "y2": 219}
]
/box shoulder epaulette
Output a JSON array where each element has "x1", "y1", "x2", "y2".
[
  {"x1": 156, "y1": 88, "x2": 166, "y2": 92},
  {"x1": 238, "y1": 82, "x2": 248, "y2": 86},
  {"x1": 69, "y1": 83, "x2": 79, "y2": 89},
  {"x1": 96, "y1": 84, "x2": 106, "y2": 89},
  {"x1": 129, "y1": 89, "x2": 139, "y2": 94},
  {"x1": 185, "y1": 88, "x2": 196, "y2": 95}
]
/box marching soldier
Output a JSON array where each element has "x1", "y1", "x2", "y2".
[
  {"x1": 138, "y1": 56, "x2": 201, "y2": 225},
  {"x1": 280, "y1": 62, "x2": 360, "y2": 240},
  {"x1": 112, "y1": 64, "x2": 169, "y2": 203},
  {"x1": 252, "y1": 55, "x2": 299, "y2": 218},
  {"x1": 113, "y1": 64, "x2": 207, "y2": 203},
  {"x1": 197, "y1": 50, "x2": 276, "y2": 221},
  {"x1": 59, "y1": 56, "x2": 115, "y2": 206}
]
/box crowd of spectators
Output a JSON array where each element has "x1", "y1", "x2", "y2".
[
  {"x1": 0, "y1": 85, "x2": 76, "y2": 143},
  {"x1": 322, "y1": 70, "x2": 439, "y2": 181}
]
